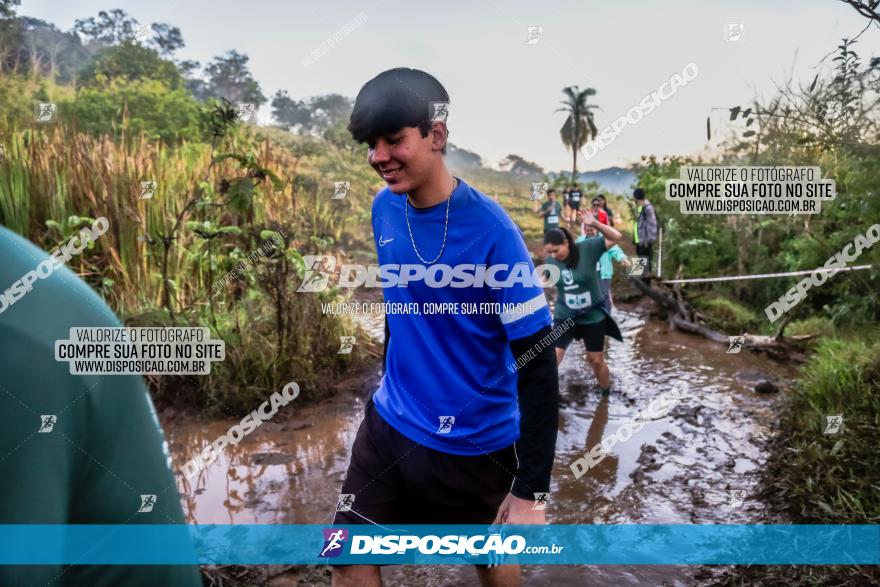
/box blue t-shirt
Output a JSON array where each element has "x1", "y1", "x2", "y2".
[{"x1": 371, "y1": 177, "x2": 552, "y2": 455}]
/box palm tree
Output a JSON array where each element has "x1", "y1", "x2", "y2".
[{"x1": 557, "y1": 86, "x2": 599, "y2": 183}]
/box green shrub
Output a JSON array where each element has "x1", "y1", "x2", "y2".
[
  {"x1": 786, "y1": 316, "x2": 836, "y2": 338},
  {"x1": 764, "y1": 338, "x2": 880, "y2": 523},
  {"x1": 63, "y1": 78, "x2": 201, "y2": 142},
  {"x1": 693, "y1": 296, "x2": 758, "y2": 333}
]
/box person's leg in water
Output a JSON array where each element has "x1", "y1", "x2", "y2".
[
  {"x1": 586, "y1": 350, "x2": 611, "y2": 395},
  {"x1": 554, "y1": 322, "x2": 582, "y2": 365},
  {"x1": 584, "y1": 320, "x2": 611, "y2": 395}
]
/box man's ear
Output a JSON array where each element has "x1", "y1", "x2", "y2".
[{"x1": 430, "y1": 121, "x2": 448, "y2": 153}]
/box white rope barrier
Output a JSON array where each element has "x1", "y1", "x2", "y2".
[
  {"x1": 657, "y1": 227, "x2": 663, "y2": 279},
  {"x1": 661, "y1": 264, "x2": 874, "y2": 284}
]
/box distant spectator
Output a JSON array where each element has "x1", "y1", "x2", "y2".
[
  {"x1": 632, "y1": 188, "x2": 658, "y2": 283},
  {"x1": 537, "y1": 189, "x2": 562, "y2": 233},
  {"x1": 567, "y1": 183, "x2": 584, "y2": 222},
  {"x1": 590, "y1": 197, "x2": 609, "y2": 225},
  {"x1": 597, "y1": 194, "x2": 615, "y2": 227}
]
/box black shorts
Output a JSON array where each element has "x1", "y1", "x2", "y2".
[
  {"x1": 332, "y1": 397, "x2": 516, "y2": 526},
  {"x1": 569, "y1": 200, "x2": 581, "y2": 210},
  {"x1": 553, "y1": 317, "x2": 612, "y2": 352}
]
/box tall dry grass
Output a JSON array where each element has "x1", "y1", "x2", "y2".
[{"x1": 0, "y1": 125, "x2": 366, "y2": 315}]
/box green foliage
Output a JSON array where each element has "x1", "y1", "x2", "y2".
[
  {"x1": 0, "y1": 0, "x2": 21, "y2": 19},
  {"x1": 0, "y1": 77, "x2": 29, "y2": 127},
  {"x1": 446, "y1": 143, "x2": 483, "y2": 170},
  {"x1": 322, "y1": 118, "x2": 360, "y2": 152},
  {"x1": 0, "y1": 74, "x2": 72, "y2": 130},
  {"x1": 634, "y1": 141, "x2": 880, "y2": 328},
  {"x1": 635, "y1": 42, "x2": 880, "y2": 331},
  {"x1": 191, "y1": 50, "x2": 266, "y2": 105},
  {"x1": 74, "y1": 8, "x2": 141, "y2": 45},
  {"x1": 557, "y1": 85, "x2": 599, "y2": 179},
  {"x1": 64, "y1": 78, "x2": 201, "y2": 142},
  {"x1": 786, "y1": 315, "x2": 836, "y2": 338},
  {"x1": 764, "y1": 339, "x2": 880, "y2": 523},
  {"x1": 499, "y1": 153, "x2": 544, "y2": 178},
  {"x1": 693, "y1": 296, "x2": 759, "y2": 333},
  {"x1": 271, "y1": 91, "x2": 353, "y2": 136},
  {"x1": 78, "y1": 42, "x2": 184, "y2": 89}
]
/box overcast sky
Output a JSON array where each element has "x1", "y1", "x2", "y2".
[{"x1": 21, "y1": 0, "x2": 880, "y2": 171}]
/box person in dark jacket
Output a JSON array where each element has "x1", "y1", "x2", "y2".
[{"x1": 632, "y1": 188, "x2": 658, "y2": 283}]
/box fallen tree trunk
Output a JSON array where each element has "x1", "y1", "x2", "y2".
[{"x1": 626, "y1": 276, "x2": 813, "y2": 362}]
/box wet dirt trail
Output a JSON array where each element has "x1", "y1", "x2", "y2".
[{"x1": 168, "y1": 290, "x2": 795, "y2": 586}]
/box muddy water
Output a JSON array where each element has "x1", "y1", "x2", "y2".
[{"x1": 168, "y1": 304, "x2": 793, "y2": 585}]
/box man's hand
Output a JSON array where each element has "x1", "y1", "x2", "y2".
[{"x1": 492, "y1": 492, "x2": 546, "y2": 525}]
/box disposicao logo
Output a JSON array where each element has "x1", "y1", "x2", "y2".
[{"x1": 319, "y1": 528, "x2": 349, "y2": 558}]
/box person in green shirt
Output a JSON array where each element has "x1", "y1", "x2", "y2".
[
  {"x1": 536, "y1": 188, "x2": 562, "y2": 233},
  {"x1": 0, "y1": 226, "x2": 201, "y2": 587},
  {"x1": 577, "y1": 224, "x2": 631, "y2": 312},
  {"x1": 544, "y1": 209, "x2": 624, "y2": 395}
]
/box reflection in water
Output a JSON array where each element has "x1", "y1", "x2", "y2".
[
  {"x1": 171, "y1": 397, "x2": 367, "y2": 524},
  {"x1": 581, "y1": 397, "x2": 619, "y2": 499}
]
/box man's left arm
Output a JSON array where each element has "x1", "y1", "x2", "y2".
[
  {"x1": 488, "y1": 225, "x2": 559, "y2": 523},
  {"x1": 509, "y1": 326, "x2": 559, "y2": 502}
]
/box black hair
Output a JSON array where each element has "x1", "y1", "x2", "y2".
[
  {"x1": 591, "y1": 197, "x2": 601, "y2": 205},
  {"x1": 596, "y1": 193, "x2": 606, "y2": 202},
  {"x1": 348, "y1": 67, "x2": 450, "y2": 155},
  {"x1": 633, "y1": 188, "x2": 646, "y2": 200},
  {"x1": 547, "y1": 189, "x2": 556, "y2": 195},
  {"x1": 543, "y1": 227, "x2": 579, "y2": 269}
]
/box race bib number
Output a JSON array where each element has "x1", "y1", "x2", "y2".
[
  {"x1": 564, "y1": 292, "x2": 592, "y2": 309},
  {"x1": 547, "y1": 215, "x2": 558, "y2": 224}
]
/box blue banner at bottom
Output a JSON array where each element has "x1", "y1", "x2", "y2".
[{"x1": 0, "y1": 525, "x2": 877, "y2": 565}]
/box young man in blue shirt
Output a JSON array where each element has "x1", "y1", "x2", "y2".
[{"x1": 332, "y1": 68, "x2": 559, "y2": 587}]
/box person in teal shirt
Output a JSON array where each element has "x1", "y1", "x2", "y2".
[
  {"x1": 544, "y1": 209, "x2": 624, "y2": 395},
  {"x1": 0, "y1": 226, "x2": 201, "y2": 587},
  {"x1": 577, "y1": 224, "x2": 630, "y2": 312}
]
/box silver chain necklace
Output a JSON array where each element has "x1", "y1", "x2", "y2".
[{"x1": 404, "y1": 177, "x2": 457, "y2": 264}]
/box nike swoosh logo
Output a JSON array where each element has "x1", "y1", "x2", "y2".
[{"x1": 379, "y1": 236, "x2": 394, "y2": 246}]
